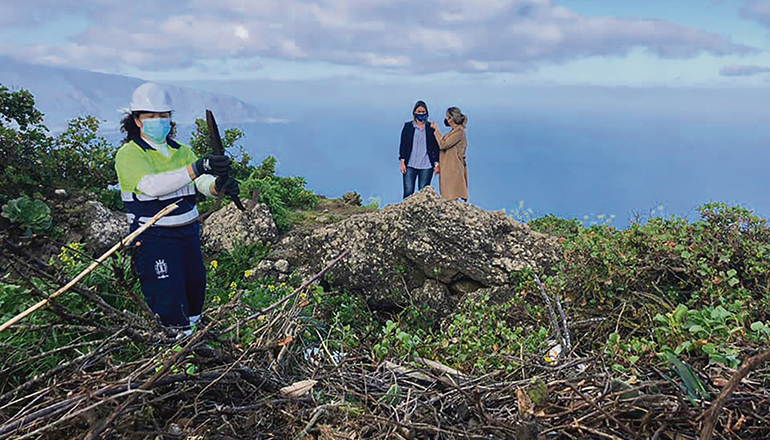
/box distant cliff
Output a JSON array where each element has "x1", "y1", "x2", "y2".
[{"x1": 0, "y1": 57, "x2": 261, "y2": 132}]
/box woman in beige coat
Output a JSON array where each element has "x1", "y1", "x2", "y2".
[{"x1": 431, "y1": 107, "x2": 468, "y2": 201}]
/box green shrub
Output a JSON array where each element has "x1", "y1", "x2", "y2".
[
  {"x1": 0, "y1": 85, "x2": 52, "y2": 202},
  {"x1": 529, "y1": 214, "x2": 581, "y2": 239},
  {"x1": 2, "y1": 196, "x2": 52, "y2": 234},
  {"x1": 52, "y1": 116, "x2": 117, "y2": 195},
  {"x1": 237, "y1": 156, "x2": 317, "y2": 232},
  {"x1": 553, "y1": 203, "x2": 770, "y2": 313},
  {"x1": 0, "y1": 85, "x2": 119, "y2": 203}
]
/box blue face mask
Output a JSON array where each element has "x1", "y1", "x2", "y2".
[
  {"x1": 141, "y1": 117, "x2": 171, "y2": 143},
  {"x1": 415, "y1": 113, "x2": 428, "y2": 122}
]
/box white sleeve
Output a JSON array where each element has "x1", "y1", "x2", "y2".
[
  {"x1": 194, "y1": 174, "x2": 217, "y2": 198},
  {"x1": 136, "y1": 168, "x2": 192, "y2": 197}
]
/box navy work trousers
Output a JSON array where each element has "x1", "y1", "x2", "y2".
[
  {"x1": 403, "y1": 166, "x2": 434, "y2": 199},
  {"x1": 132, "y1": 226, "x2": 206, "y2": 328}
]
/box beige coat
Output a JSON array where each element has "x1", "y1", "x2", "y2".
[{"x1": 436, "y1": 126, "x2": 468, "y2": 201}]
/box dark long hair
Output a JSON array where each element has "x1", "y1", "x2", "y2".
[
  {"x1": 413, "y1": 100, "x2": 428, "y2": 117},
  {"x1": 120, "y1": 112, "x2": 177, "y2": 143}
]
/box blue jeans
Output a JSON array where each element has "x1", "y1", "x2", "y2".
[{"x1": 403, "y1": 166, "x2": 434, "y2": 199}]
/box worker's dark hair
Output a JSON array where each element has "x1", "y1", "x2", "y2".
[
  {"x1": 120, "y1": 112, "x2": 177, "y2": 143},
  {"x1": 120, "y1": 113, "x2": 141, "y2": 143},
  {"x1": 413, "y1": 100, "x2": 428, "y2": 117}
]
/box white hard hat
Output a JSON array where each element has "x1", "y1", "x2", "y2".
[{"x1": 129, "y1": 82, "x2": 173, "y2": 113}]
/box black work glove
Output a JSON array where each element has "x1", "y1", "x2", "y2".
[
  {"x1": 215, "y1": 175, "x2": 240, "y2": 197},
  {"x1": 192, "y1": 154, "x2": 230, "y2": 177}
]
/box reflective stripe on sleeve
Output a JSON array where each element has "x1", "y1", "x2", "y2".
[{"x1": 136, "y1": 206, "x2": 200, "y2": 227}]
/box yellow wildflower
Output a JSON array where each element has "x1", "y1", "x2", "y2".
[
  {"x1": 244, "y1": 269, "x2": 254, "y2": 278},
  {"x1": 210, "y1": 260, "x2": 218, "y2": 269}
]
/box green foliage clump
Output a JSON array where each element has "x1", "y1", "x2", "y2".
[
  {"x1": 529, "y1": 214, "x2": 581, "y2": 240},
  {"x1": 241, "y1": 156, "x2": 318, "y2": 232},
  {"x1": 368, "y1": 294, "x2": 548, "y2": 374},
  {"x1": 0, "y1": 85, "x2": 52, "y2": 202},
  {"x1": 423, "y1": 294, "x2": 549, "y2": 373},
  {"x1": 651, "y1": 302, "x2": 749, "y2": 368},
  {"x1": 310, "y1": 291, "x2": 376, "y2": 352},
  {"x1": 204, "y1": 242, "x2": 270, "y2": 307},
  {"x1": 550, "y1": 203, "x2": 770, "y2": 313},
  {"x1": 1, "y1": 196, "x2": 52, "y2": 234},
  {"x1": 53, "y1": 242, "x2": 143, "y2": 311},
  {"x1": 52, "y1": 116, "x2": 118, "y2": 200}
]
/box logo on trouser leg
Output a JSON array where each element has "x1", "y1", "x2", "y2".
[{"x1": 154, "y1": 259, "x2": 169, "y2": 279}]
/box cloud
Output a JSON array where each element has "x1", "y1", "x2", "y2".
[
  {"x1": 719, "y1": 64, "x2": 770, "y2": 76},
  {"x1": 741, "y1": 0, "x2": 770, "y2": 27},
  {"x1": 0, "y1": 0, "x2": 756, "y2": 75}
]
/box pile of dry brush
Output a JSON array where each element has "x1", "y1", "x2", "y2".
[{"x1": 1, "y1": 244, "x2": 769, "y2": 440}]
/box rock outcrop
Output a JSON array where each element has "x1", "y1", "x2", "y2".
[
  {"x1": 201, "y1": 203, "x2": 278, "y2": 253},
  {"x1": 254, "y1": 187, "x2": 560, "y2": 316}
]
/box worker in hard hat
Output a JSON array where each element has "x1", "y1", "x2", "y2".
[{"x1": 115, "y1": 82, "x2": 239, "y2": 332}]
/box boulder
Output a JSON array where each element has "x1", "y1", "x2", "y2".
[
  {"x1": 83, "y1": 201, "x2": 129, "y2": 253},
  {"x1": 201, "y1": 203, "x2": 278, "y2": 253},
  {"x1": 260, "y1": 187, "x2": 560, "y2": 316}
]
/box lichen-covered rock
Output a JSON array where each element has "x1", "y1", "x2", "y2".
[
  {"x1": 412, "y1": 279, "x2": 454, "y2": 315},
  {"x1": 264, "y1": 187, "x2": 560, "y2": 316},
  {"x1": 83, "y1": 201, "x2": 129, "y2": 253},
  {"x1": 201, "y1": 203, "x2": 278, "y2": 253}
]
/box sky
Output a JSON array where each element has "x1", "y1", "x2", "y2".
[{"x1": 4, "y1": 0, "x2": 770, "y2": 88}]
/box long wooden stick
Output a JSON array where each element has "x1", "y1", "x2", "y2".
[{"x1": 0, "y1": 202, "x2": 179, "y2": 332}]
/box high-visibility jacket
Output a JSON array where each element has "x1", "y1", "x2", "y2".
[{"x1": 115, "y1": 136, "x2": 199, "y2": 228}]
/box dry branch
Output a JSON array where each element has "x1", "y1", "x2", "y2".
[{"x1": 0, "y1": 202, "x2": 179, "y2": 332}]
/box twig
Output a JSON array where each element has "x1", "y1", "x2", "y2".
[
  {"x1": 533, "y1": 274, "x2": 567, "y2": 351},
  {"x1": 83, "y1": 294, "x2": 240, "y2": 440},
  {"x1": 294, "y1": 403, "x2": 341, "y2": 439},
  {"x1": 565, "y1": 382, "x2": 637, "y2": 438},
  {"x1": 220, "y1": 250, "x2": 349, "y2": 335},
  {"x1": 553, "y1": 290, "x2": 571, "y2": 351},
  {"x1": 700, "y1": 349, "x2": 770, "y2": 440}
]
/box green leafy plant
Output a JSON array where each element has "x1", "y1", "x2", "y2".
[
  {"x1": 364, "y1": 197, "x2": 380, "y2": 210},
  {"x1": 2, "y1": 196, "x2": 52, "y2": 234},
  {"x1": 652, "y1": 303, "x2": 745, "y2": 367},
  {"x1": 373, "y1": 319, "x2": 423, "y2": 360}
]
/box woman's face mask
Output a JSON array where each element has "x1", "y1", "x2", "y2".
[
  {"x1": 444, "y1": 117, "x2": 451, "y2": 127},
  {"x1": 141, "y1": 117, "x2": 171, "y2": 143}
]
